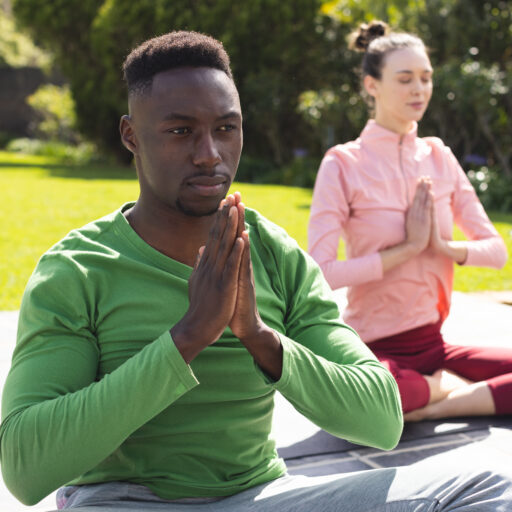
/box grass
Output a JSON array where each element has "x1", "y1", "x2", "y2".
[{"x1": 1, "y1": 150, "x2": 511, "y2": 310}]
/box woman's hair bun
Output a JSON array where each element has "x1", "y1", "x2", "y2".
[{"x1": 349, "y1": 20, "x2": 389, "y2": 52}]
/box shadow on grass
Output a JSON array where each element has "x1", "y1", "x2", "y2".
[
  {"x1": 490, "y1": 211, "x2": 512, "y2": 224},
  {"x1": 0, "y1": 161, "x2": 137, "y2": 180}
]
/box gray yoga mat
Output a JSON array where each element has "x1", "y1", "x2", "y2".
[{"x1": 277, "y1": 416, "x2": 512, "y2": 460}]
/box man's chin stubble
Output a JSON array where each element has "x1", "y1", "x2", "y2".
[{"x1": 176, "y1": 199, "x2": 221, "y2": 218}]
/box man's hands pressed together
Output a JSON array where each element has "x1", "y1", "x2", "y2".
[{"x1": 171, "y1": 193, "x2": 283, "y2": 379}]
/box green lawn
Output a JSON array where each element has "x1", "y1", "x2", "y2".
[{"x1": 1, "y1": 150, "x2": 511, "y2": 310}]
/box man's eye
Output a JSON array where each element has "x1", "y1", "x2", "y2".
[
  {"x1": 219, "y1": 124, "x2": 236, "y2": 132},
  {"x1": 169, "y1": 127, "x2": 191, "y2": 135}
]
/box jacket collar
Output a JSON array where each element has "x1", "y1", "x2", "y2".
[{"x1": 360, "y1": 119, "x2": 418, "y2": 147}]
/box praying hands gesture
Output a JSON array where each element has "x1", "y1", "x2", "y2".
[
  {"x1": 171, "y1": 193, "x2": 282, "y2": 379},
  {"x1": 427, "y1": 194, "x2": 468, "y2": 264},
  {"x1": 380, "y1": 176, "x2": 467, "y2": 273}
]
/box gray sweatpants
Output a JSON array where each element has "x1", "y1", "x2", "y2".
[{"x1": 55, "y1": 452, "x2": 512, "y2": 512}]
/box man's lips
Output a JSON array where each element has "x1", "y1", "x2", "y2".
[
  {"x1": 186, "y1": 175, "x2": 228, "y2": 196},
  {"x1": 187, "y1": 175, "x2": 227, "y2": 186}
]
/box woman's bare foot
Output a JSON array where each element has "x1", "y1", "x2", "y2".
[
  {"x1": 403, "y1": 406, "x2": 430, "y2": 422},
  {"x1": 404, "y1": 381, "x2": 495, "y2": 422},
  {"x1": 424, "y1": 369, "x2": 473, "y2": 404}
]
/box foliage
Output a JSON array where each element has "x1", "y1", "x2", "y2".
[
  {"x1": 468, "y1": 166, "x2": 512, "y2": 214},
  {"x1": 11, "y1": 0, "x2": 349, "y2": 164},
  {"x1": 236, "y1": 155, "x2": 320, "y2": 187},
  {"x1": 0, "y1": 7, "x2": 51, "y2": 68},
  {"x1": 415, "y1": 1, "x2": 512, "y2": 182},
  {"x1": 0, "y1": 132, "x2": 14, "y2": 148},
  {"x1": 300, "y1": 0, "x2": 512, "y2": 210},
  {"x1": 9, "y1": 0, "x2": 512, "y2": 205},
  {"x1": 1, "y1": 151, "x2": 512, "y2": 309},
  {"x1": 6, "y1": 138, "x2": 103, "y2": 165},
  {"x1": 26, "y1": 84, "x2": 79, "y2": 142}
]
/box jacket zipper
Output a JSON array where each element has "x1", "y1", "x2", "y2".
[{"x1": 398, "y1": 136, "x2": 409, "y2": 206}]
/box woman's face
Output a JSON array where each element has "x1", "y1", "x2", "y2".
[{"x1": 365, "y1": 46, "x2": 433, "y2": 134}]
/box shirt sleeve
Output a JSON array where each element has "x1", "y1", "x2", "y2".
[
  {"x1": 0, "y1": 256, "x2": 199, "y2": 506},
  {"x1": 266, "y1": 234, "x2": 403, "y2": 451},
  {"x1": 308, "y1": 152, "x2": 384, "y2": 289},
  {"x1": 448, "y1": 148, "x2": 508, "y2": 268}
]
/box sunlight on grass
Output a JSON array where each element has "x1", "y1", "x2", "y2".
[
  {"x1": 230, "y1": 183, "x2": 313, "y2": 251},
  {"x1": 1, "y1": 151, "x2": 511, "y2": 309},
  {"x1": 453, "y1": 221, "x2": 512, "y2": 292}
]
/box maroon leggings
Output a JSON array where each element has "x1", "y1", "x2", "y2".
[{"x1": 370, "y1": 321, "x2": 512, "y2": 414}]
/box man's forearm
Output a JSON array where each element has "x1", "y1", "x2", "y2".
[
  {"x1": 239, "y1": 324, "x2": 283, "y2": 381},
  {"x1": 0, "y1": 332, "x2": 197, "y2": 506}
]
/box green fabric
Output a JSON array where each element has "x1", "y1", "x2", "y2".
[{"x1": 0, "y1": 204, "x2": 402, "y2": 506}]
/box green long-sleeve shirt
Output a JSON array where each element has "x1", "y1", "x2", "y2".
[{"x1": 0, "y1": 204, "x2": 402, "y2": 505}]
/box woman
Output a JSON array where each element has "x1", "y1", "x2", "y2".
[{"x1": 308, "y1": 21, "x2": 511, "y2": 421}]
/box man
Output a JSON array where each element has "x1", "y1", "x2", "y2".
[{"x1": 1, "y1": 31, "x2": 511, "y2": 511}]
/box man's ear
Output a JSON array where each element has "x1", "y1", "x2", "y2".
[
  {"x1": 363, "y1": 75, "x2": 378, "y2": 99},
  {"x1": 119, "y1": 115, "x2": 138, "y2": 155}
]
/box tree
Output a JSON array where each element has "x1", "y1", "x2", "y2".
[
  {"x1": 12, "y1": 0, "x2": 349, "y2": 164},
  {"x1": 0, "y1": 5, "x2": 50, "y2": 68},
  {"x1": 11, "y1": 0, "x2": 512, "y2": 202},
  {"x1": 301, "y1": 0, "x2": 512, "y2": 199}
]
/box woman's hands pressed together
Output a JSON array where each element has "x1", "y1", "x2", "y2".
[
  {"x1": 405, "y1": 176, "x2": 432, "y2": 253},
  {"x1": 380, "y1": 176, "x2": 467, "y2": 274}
]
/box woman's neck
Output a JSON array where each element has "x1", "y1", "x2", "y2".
[{"x1": 373, "y1": 115, "x2": 414, "y2": 136}]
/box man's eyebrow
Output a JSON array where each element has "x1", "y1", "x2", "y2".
[
  {"x1": 161, "y1": 113, "x2": 196, "y2": 121},
  {"x1": 160, "y1": 111, "x2": 242, "y2": 122},
  {"x1": 219, "y1": 111, "x2": 242, "y2": 120}
]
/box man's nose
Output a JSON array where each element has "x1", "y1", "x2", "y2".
[{"x1": 192, "y1": 132, "x2": 221, "y2": 169}]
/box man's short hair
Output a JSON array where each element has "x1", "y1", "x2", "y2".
[{"x1": 123, "y1": 31, "x2": 233, "y2": 96}]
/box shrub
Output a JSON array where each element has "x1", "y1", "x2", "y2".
[
  {"x1": 6, "y1": 138, "x2": 102, "y2": 165},
  {"x1": 27, "y1": 84, "x2": 79, "y2": 143},
  {"x1": 468, "y1": 167, "x2": 512, "y2": 214}
]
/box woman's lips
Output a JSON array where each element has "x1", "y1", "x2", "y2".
[{"x1": 408, "y1": 102, "x2": 424, "y2": 110}]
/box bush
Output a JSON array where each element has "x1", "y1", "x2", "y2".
[
  {"x1": 27, "y1": 84, "x2": 78, "y2": 143},
  {"x1": 6, "y1": 138, "x2": 103, "y2": 165},
  {"x1": 468, "y1": 167, "x2": 512, "y2": 214},
  {"x1": 10, "y1": 0, "x2": 512, "y2": 194},
  {"x1": 12, "y1": 0, "x2": 350, "y2": 165},
  {"x1": 235, "y1": 155, "x2": 320, "y2": 188},
  {"x1": 0, "y1": 7, "x2": 51, "y2": 68},
  {"x1": 280, "y1": 157, "x2": 321, "y2": 188},
  {"x1": 235, "y1": 156, "x2": 278, "y2": 184},
  {"x1": 0, "y1": 132, "x2": 15, "y2": 149}
]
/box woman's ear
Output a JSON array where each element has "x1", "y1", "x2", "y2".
[
  {"x1": 119, "y1": 115, "x2": 138, "y2": 155},
  {"x1": 363, "y1": 75, "x2": 379, "y2": 99}
]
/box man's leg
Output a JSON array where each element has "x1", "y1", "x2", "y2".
[
  {"x1": 217, "y1": 455, "x2": 512, "y2": 512},
  {"x1": 57, "y1": 449, "x2": 512, "y2": 511}
]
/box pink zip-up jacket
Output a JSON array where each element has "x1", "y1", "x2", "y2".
[{"x1": 308, "y1": 120, "x2": 507, "y2": 343}]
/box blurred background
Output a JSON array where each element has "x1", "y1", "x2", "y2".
[
  {"x1": 2, "y1": 0, "x2": 511, "y2": 193},
  {"x1": 1, "y1": 0, "x2": 511, "y2": 311}
]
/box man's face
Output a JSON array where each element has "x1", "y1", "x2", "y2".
[{"x1": 123, "y1": 67, "x2": 243, "y2": 217}]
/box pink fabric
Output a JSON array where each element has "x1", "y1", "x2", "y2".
[
  {"x1": 308, "y1": 120, "x2": 507, "y2": 342},
  {"x1": 371, "y1": 321, "x2": 512, "y2": 415}
]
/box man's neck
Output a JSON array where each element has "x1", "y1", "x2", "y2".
[{"x1": 124, "y1": 199, "x2": 214, "y2": 267}]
